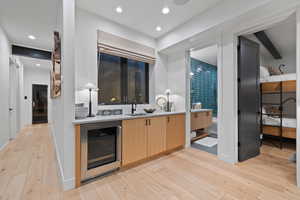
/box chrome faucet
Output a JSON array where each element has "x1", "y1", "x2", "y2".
[{"x1": 131, "y1": 103, "x2": 137, "y2": 114}]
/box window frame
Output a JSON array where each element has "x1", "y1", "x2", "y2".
[{"x1": 97, "y1": 52, "x2": 149, "y2": 105}]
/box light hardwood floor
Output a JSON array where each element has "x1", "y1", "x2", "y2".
[{"x1": 0, "y1": 124, "x2": 299, "y2": 200}]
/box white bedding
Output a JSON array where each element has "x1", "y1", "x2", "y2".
[
  {"x1": 262, "y1": 115, "x2": 296, "y2": 128},
  {"x1": 260, "y1": 66, "x2": 296, "y2": 83},
  {"x1": 260, "y1": 73, "x2": 296, "y2": 83}
]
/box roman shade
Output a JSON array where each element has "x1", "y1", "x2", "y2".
[{"x1": 97, "y1": 30, "x2": 156, "y2": 64}]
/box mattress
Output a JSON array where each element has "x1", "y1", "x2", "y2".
[
  {"x1": 262, "y1": 116, "x2": 296, "y2": 128},
  {"x1": 260, "y1": 73, "x2": 296, "y2": 83}
]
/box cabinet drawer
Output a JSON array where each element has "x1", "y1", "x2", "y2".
[{"x1": 191, "y1": 111, "x2": 212, "y2": 131}]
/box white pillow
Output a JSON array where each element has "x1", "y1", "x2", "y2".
[{"x1": 260, "y1": 66, "x2": 270, "y2": 78}]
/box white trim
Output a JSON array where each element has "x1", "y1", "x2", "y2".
[
  {"x1": 219, "y1": 153, "x2": 235, "y2": 164},
  {"x1": 0, "y1": 141, "x2": 9, "y2": 152},
  {"x1": 63, "y1": 177, "x2": 75, "y2": 191},
  {"x1": 185, "y1": 50, "x2": 191, "y2": 148},
  {"x1": 50, "y1": 125, "x2": 64, "y2": 183},
  {"x1": 217, "y1": 32, "x2": 227, "y2": 162},
  {"x1": 296, "y1": 8, "x2": 300, "y2": 188}
]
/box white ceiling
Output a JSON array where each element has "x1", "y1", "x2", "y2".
[
  {"x1": 245, "y1": 14, "x2": 296, "y2": 60},
  {"x1": 0, "y1": 0, "x2": 59, "y2": 51},
  {"x1": 76, "y1": 0, "x2": 224, "y2": 38},
  {"x1": 191, "y1": 45, "x2": 218, "y2": 66},
  {"x1": 18, "y1": 56, "x2": 51, "y2": 71}
]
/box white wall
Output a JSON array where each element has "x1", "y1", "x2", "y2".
[
  {"x1": 51, "y1": 0, "x2": 76, "y2": 190},
  {"x1": 167, "y1": 52, "x2": 186, "y2": 112},
  {"x1": 263, "y1": 54, "x2": 297, "y2": 73},
  {"x1": 22, "y1": 66, "x2": 52, "y2": 126},
  {"x1": 0, "y1": 25, "x2": 10, "y2": 150},
  {"x1": 75, "y1": 9, "x2": 169, "y2": 114}
]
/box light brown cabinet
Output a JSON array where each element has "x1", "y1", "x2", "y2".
[
  {"x1": 122, "y1": 118, "x2": 147, "y2": 166},
  {"x1": 166, "y1": 114, "x2": 185, "y2": 151},
  {"x1": 191, "y1": 111, "x2": 212, "y2": 131},
  {"x1": 122, "y1": 114, "x2": 185, "y2": 167},
  {"x1": 147, "y1": 117, "x2": 167, "y2": 157}
]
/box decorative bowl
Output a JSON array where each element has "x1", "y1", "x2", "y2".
[{"x1": 144, "y1": 108, "x2": 156, "y2": 113}]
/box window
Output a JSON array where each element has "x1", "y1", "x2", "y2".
[{"x1": 98, "y1": 53, "x2": 149, "y2": 105}]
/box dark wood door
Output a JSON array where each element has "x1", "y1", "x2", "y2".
[
  {"x1": 238, "y1": 36, "x2": 261, "y2": 162},
  {"x1": 32, "y1": 84, "x2": 48, "y2": 124}
]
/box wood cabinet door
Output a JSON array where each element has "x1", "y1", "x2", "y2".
[
  {"x1": 166, "y1": 114, "x2": 185, "y2": 151},
  {"x1": 191, "y1": 111, "x2": 212, "y2": 131},
  {"x1": 147, "y1": 117, "x2": 167, "y2": 157},
  {"x1": 122, "y1": 118, "x2": 147, "y2": 166}
]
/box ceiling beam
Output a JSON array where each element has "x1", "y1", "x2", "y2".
[
  {"x1": 254, "y1": 31, "x2": 282, "y2": 59},
  {"x1": 12, "y1": 45, "x2": 52, "y2": 60}
]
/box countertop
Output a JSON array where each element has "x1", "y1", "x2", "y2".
[
  {"x1": 73, "y1": 111, "x2": 186, "y2": 125},
  {"x1": 190, "y1": 109, "x2": 213, "y2": 113}
]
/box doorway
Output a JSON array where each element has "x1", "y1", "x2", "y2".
[
  {"x1": 189, "y1": 44, "x2": 219, "y2": 155},
  {"x1": 9, "y1": 59, "x2": 19, "y2": 139},
  {"x1": 237, "y1": 14, "x2": 297, "y2": 163},
  {"x1": 32, "y1": 84, "x2": 48, "y2": 124}
]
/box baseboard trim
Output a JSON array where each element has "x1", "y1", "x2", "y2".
[
  {"x1": 63, "y1": 177, "x2": 75, "y2": 190},
  {"x1": 50, "y1": 125, "x2": 75, "y2": 190},
  {"x1": 50, "y1": 125, "x2": 64, "y2": 183},
  {"x1": 0, "y1": 141, "x2": 9, "y2": 152},
  {"x1": 218, "y1": 153, "x2": 237, "y2": 164}
]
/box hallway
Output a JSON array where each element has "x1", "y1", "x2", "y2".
[
  {"x1": 0, "y1": 125, "x2": 299, "y2": 200},
  {"x1": 0, "y1": 125, "x2": 62, "y2": 200}
]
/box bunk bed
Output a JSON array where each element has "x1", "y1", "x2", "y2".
[{"x1": 260, "y1": 75, "x2": 296, "y2": 148}]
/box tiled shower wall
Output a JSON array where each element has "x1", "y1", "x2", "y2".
[{"x1": 191, "y1": 58, "x2": 217, "y2": 116}]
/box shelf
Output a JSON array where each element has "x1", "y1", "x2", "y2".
[
  {"x1": 261, "y1": 103, "x2": 281, "y2": 105},
  {"x1": 261, "y1": 113, "x2": 281, "y2": 116},
  {"x1": 262, "y1": 91, "x2": 296, "y2": 95},
  {"x1": 191, "y1": 133, "x2": 209, "y2": 142},
  {"x1": 262, "y1": 124, "x2": 282, "y2": 128}
]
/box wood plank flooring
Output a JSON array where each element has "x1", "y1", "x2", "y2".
[{"x1": 0, "y1": 124, "x2": 299, "y2": 200}]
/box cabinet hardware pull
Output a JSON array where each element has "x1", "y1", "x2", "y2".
[
  {"x1": 145, "y1": 119, "x2": 148, "y2": 126},
  {"x1": 149, "y1": 119, "x2": 151, "y2": 126}
]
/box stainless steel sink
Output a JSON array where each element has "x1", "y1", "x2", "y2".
[{"x1": 126, "y1": 113, "x2": 147, "y2": 116}]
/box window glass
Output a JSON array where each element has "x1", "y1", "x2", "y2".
[
  {"x1": 98, "y1": 52, "x2": 149, "y2": 105},
  {"x1": 98, "y1": 53, "x2": 122, "y2": 104},
  {"x1": 127, "y1": 59, "x2": 148, "y2": 104}
]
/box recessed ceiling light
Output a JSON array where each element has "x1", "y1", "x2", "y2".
[
  {"x1": 116, "y1": 6, "x2": 123, "y2": 13},
  {"x1": 156, "y1": 26, "x2": 162, "y2": 32},
  {"x1": 36, "y1": 63, "x2": 41, "y2": 67},
  {"x1": 28, "y1": 35, "x2": 36, "y2": 40},
  {"x1": 162, "y1": 7, "x2": 170, "y2": 15}
]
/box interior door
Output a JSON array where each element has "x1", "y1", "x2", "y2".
[
  {"x1": 9, "y1": 63, "x2": 18, "y2": 139},
  {"x1": 32, "y1": 84, "x2": 48, "y2": 124},
  {"x1": 238, "y1": 36, "x2": 261, "y2": 162}
]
